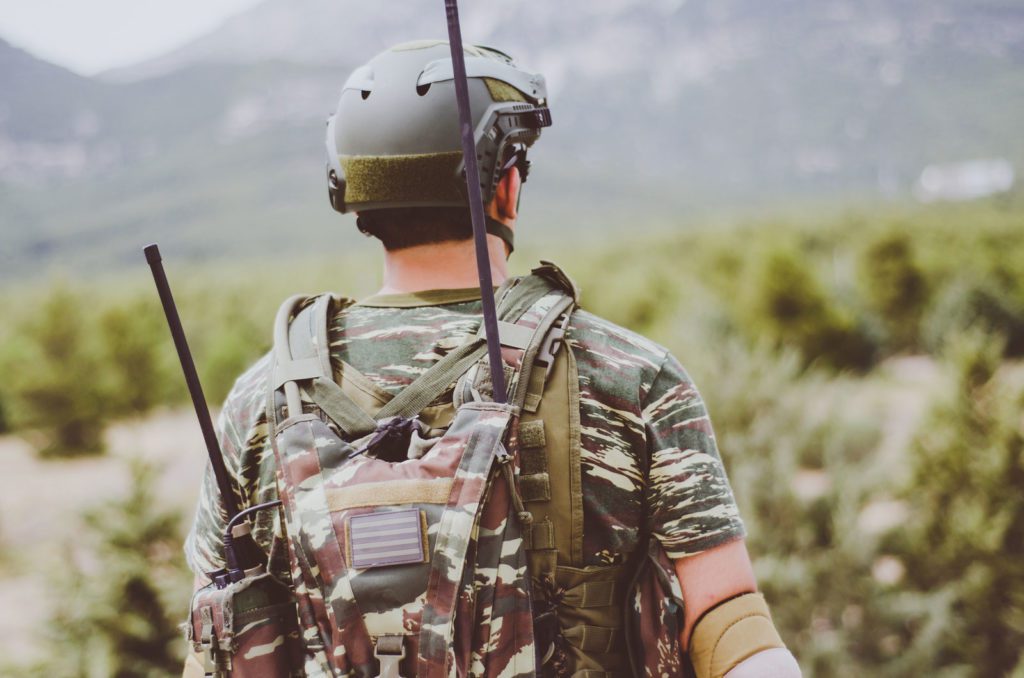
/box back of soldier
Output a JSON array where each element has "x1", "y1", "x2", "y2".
[{"x1": 183, "y1": 37, "x2": 800, "y2": 678}]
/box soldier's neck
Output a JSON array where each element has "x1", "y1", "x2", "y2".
[{"x1": 377, "y1": 236, "x2": 509, "y2": 295}]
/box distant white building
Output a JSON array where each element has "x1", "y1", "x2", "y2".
[{"x1": 914, "y1": 158, "x2": 1015, "y2": 202}]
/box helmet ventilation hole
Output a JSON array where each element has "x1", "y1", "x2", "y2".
[
  {"x1": 361, "y1": 90, "x2": 371, "y2": 100},
  {"x1": 416, "y1": 83, "x2": 431, "y2": 96}
]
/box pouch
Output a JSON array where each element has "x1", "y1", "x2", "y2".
[{"x1": 187, "y1": 570, "x2": 306, "y2": 677}]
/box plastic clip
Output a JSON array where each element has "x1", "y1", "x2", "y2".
[
  {"x1": 537, "y1": 313, "x2": 570, "y2": 383},
  {"x1": 374, "y1": 634, "x2": 406, "y2": 678},
  {"x1": 199, "y1": 606, "x2": 217, "y2": 677}
]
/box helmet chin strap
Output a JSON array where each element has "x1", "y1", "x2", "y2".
[
  {"x1": 445, "y1": 0, "x2": 507, "y2": 403},
  {"x1": 486, "y1": 217, "x2": 515, "y2": 255}
]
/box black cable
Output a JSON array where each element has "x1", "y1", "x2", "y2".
[
  {"x1": 223, "y1": 500, "x2": 284, "y2": 553},
  {"x1": 444, "y1": 0, "x2": 508, "y2": 404}
]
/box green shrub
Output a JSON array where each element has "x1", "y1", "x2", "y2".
[
  {"x1": 857, "y1": 232, "x2": 929, "y2": 351},
  {"x1": 883, "y1": 330, "x2": 1024, "y2": 675},
  {"x1": 741, "y1": 249, "x2": 876, "y2": 371},
  {"x1": 922, "y1": 277, "x2": 1024, "y2": 357},
  {"x1": 6, "y1": 286, "x2": 108, "y2": 457},
  {"x1": 98, "y1": 297, "x2": 176, "y2": 417},
  {"x1": 28, "y1": 459, "x2": 191, "y2": 677}
]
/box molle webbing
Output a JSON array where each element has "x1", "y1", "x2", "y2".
[
  {"x1": 497, "y1": 268, "x2": 631, "y2": 676},
  {"x1": 340, "y1": 152, "x2": 464, "y2": 206}
]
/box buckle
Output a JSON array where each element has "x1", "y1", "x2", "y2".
[
  {"x1": 374, "y1": 635, "x2": 406, "y2": 678},
  {"x1": 199, "y1": 607, "x2": 217, "y2": 676},
  {"x1": 536, "y1": 313, "x2": 570, "y2": 382}
]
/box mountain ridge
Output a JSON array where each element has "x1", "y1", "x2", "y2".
[{"x1": 2, "y1": 1, "x2": 1022, "y2": 280}]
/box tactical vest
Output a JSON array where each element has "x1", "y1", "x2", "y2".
[{"x1": 265, "y1": 264, "x2": 686, "y2": 678}]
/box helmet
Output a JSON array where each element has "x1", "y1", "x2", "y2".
[{"x1": 325, "y1": 40, "x2": 551, "y2": 248}]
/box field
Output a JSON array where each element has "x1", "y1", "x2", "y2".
[{"x1": 1, "y1": 196, "x2": 1023, "y2": 676}]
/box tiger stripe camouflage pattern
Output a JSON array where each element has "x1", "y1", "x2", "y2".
[{"x1": 185, "y1": 279, "x2": 745, "y2": 675}]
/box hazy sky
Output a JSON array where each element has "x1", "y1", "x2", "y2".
[{"x1": 0, "y1": 0, "x2": 263, "y2": 75}]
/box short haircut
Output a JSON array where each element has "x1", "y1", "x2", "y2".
[{"x1": 356, "y1": 206, "x2": 474, "y2": 251}]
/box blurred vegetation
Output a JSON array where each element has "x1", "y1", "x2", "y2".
[
  {"x1": 23, "y1": 461, "x2": 191, "y2": 677},
  {"x1": 882, "y1": 331, "x2": 1024, "y2": 675},
  {"x1": 0, "y1": 196, "x2": 1022, "y2": 675}
]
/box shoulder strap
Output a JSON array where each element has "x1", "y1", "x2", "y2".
[
  {"x1": 371, "y1": 270, "x2": 572, "y2": 422},
  {"x1": 270, "y1": 266, "x2": 578, "y2": 437},
  {"x1": 272, "y1": 294, "x2": 379, "y2": 436}
]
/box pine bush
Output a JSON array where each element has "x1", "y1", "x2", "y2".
[
  {"x1": 6, "y1": 286, "x2": 108, "y2": 457},
  {"x1": 30, "y1": 459, "x2": 190, "y2": 677},
  {"x1": 857, "y1": 232, "x2": 929, "y2": 352}
]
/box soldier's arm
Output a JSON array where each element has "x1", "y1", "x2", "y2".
[
  {"x1": 642, "y1": 352, "x2": 797, "y2": 676},
  {"x1": 674, "y1": 538, "x2": 756, "y2": 645},
  {"x1": 674, "y1": 541, "x2": 800, "y2": 677}
]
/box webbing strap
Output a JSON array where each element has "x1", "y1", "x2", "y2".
[
  {"x1": 273, "y1": 272, "x2": 562, "y2": 435},
  {"x1": 524, "y1": 518, "x2": 554, "y2": 550},
  {"x1": 284, "y1": 295, "x2": 379, "y2": 436},
  {"x1": 498, "y1": 275, "x2": 558, "y2": 323},
  {"x1": 510, "y1": 295, "x2": 575, "y2": 410},
  {"x1": 306, "y1": 379, "x2": 379, "y2": 436},
  {"x1": 364, "y1": 274, "x2": 556, "y2": 421},
  {"x1": 562, "y1": 580, "x2": 618, "y2": 609},
  {"x1": 272, "y1": 358, "x2": 323, "y2": 389},
  {"x1": 563, "y1": 625, "x2": 621, "y2": 654},
  {"x1": 519, "y1": 473, "x2": 551, "y2": 502},
  {"x1": 373, "y1": 340, "x2": 487, "y2": 421}
]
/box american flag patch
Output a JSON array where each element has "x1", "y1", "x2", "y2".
[{"x1": 347, "y1": 509, "x2": 427, "y2": 569}]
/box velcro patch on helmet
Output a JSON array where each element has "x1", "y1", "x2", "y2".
[
  {"x1": 347, "y1": 509, "x2": 428, "y2": 569},
  {"x1": 340, "y1": 153, "x2": 465, "y2": 207},
  {"x1": 484, "y1": 77, "x2": 528, "y2": 103}
]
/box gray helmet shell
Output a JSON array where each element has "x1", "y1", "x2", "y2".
[{"x1": 325, "y1": 40, "x2": 551, "y2": 214}]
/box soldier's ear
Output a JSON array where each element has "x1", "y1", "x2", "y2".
[{"x1": 494, "y1": 166, "x2": 521, "y2": 222}]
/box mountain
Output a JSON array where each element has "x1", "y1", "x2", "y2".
[{"x1": 2, "y1": 1, "x2": 1023, "y2": 280}]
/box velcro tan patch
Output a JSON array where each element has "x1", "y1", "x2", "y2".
[
  {"x1": 519, "y1": 473, "x2": 551, "y2": 502},
  {"x1": 519, "y1": 420, "x2": 546, "y2": 448},
  {"x1": 525, "y1": 518, "x2": 555, "y2": 550},
  {"x1": 520, "y1": 447, "x2": 548, "y2": 476},
  {"x1": 326, "y1": 478, "x2": 453, "y2": 512}
]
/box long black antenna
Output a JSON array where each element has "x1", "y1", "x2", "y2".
[
  {"x1": 445, "y1": 0, "x2": 507, "y2": 403},
  {"x1": 144, "y1": 244, "x2": 240, "y2": 518}
]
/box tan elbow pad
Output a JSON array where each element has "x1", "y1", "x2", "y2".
[{"x1": 689, "y1": 592, "x2": 786, "y2": 678}]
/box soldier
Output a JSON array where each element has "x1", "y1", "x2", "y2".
[{"x1": 184, "y1": 41, "x2": 800, "y2": 678}]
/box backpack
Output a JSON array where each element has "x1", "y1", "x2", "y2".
[{"x1": 264, "y1": 263, "x2": 687, "y2": 678}]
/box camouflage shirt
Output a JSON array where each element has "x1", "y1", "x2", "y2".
[{"x1": 185, "y1": 286, "x2": 745, "y2": 577}]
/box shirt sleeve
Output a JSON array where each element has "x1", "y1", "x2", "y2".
[
  {"x1": 182, "y1": 407, "x2": 239, "y2": 577},
  {"x1": 643, "y1": 352, "x2": 746, "y2": 559}
]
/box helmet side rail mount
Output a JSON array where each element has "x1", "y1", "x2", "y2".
[
  {"x1": 323, "y1": 37, "x2": 552, "y2": 218},
  {"x1": 444, "y1": 0, "x2": 507, "y2": 402},
  {"x1": 144, "y1": 243, "x2": 276, "y2": 588}
]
